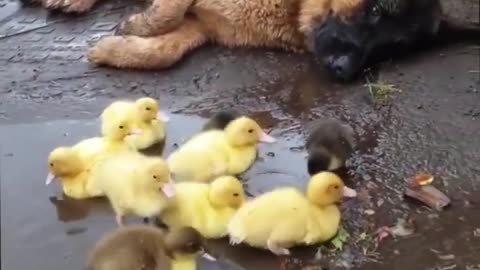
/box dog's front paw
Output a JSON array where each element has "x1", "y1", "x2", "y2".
[
  {"x1": 61, "y1": 0, "x2": 95, "y2": 13},
  {"x1": 88, "y1": 36, "x2": 123, "y2": 65},
  {"x1": 87, "y1": 36, "x2": 143, "y2": 68},
  {"x1": 43, "y1": 0, "x2": 94, "y2": 13}
]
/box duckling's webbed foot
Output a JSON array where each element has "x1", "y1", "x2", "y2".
[
  {"x1": 229, "y1": 236, "x2": 243, "y2": 246},
  {"x1": 267, "y1": 240, "x2": 291, "y2": 256}
]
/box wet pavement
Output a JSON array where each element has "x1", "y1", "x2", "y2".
[{"x1": 1, "y1": 0, "x2": 479, "y2": 269}]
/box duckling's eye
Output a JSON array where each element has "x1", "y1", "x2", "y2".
[
  {"x1": 153, "y1": 175, "x2": 157, "y2": 179},
  {"x1": 50, "y1": 163, "x2": 54, "y2": 167},
  {"x1": 233, "y1": 193, "x2": 239, "y2": 197},
  {"x1": 334, "y1": 185, "x2": 339, "y2": 190},
  {"x1": 247, "y1": 129, "x2": 254, "y2": 133},
  {"x1": 145, "y1": 107, "x2": 151, "y2": 111},
  {"x1": 118, "y1": 125, "x2": 124, "y2": 129}
]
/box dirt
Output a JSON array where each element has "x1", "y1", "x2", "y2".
[{"x1": 0, "y1": 0, "x2": 479, "y2": 269}]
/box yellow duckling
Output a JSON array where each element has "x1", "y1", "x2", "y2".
[
  {"x1": 167, "y1": 116, "x2": 276, "y2": 182},
  {"x1": 99, "y1": 100, "x2": 144, "y2": 153},
  {"x1": 46, "y1": 147, "x2": 92, "y2": 199},
  {"x1": 45, "y1": 107, "x2": 142, "y2": 198},
  {"x1": 86, "y1": 225, "x2": 215, "y2": 270},
  {"x1": 227, "y1": 172, "x2": 357, "y2": 255},
  {"x1": 160, "y1": 176, "x2": 245, "y2": 239},
  {"x1": 123, "y1": 97, "x2": 170, "y2": 150},
  {"x1": 90, "y1": 152, "x2": 176, "y2": 226}
]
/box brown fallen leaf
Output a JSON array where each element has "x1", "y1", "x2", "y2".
[
  {"x1": 407, "y1": 171, "x2": 434, "y2": 187},
  {"x1": 404, "y1": 185, "x2": 451, "y2": 211}
]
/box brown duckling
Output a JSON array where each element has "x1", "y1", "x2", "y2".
[
  {"x1": 306, "y1": 119, "x2": 355, "y2": 175},
  {"x1": 202, "y1": 110, "x2": 240, "y2": 131},
  {"x1": 86, "y1": 225, "x2": 215, "y2": 270}
]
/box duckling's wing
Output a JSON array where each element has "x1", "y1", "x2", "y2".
[
  {"x1": 228, "y1": 188, "x2": 308, "y2": 246},
  {"x1": 168, "y1": 131, "x2": 228, "y2": 182}
]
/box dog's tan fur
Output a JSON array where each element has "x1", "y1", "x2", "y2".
[{"x1": 86, "y1": 0, "x2": 362, "y2": 69}]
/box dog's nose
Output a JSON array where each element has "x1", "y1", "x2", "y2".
[{"x1": 327, "y1": 55, "x2": 349, "y2": 79}]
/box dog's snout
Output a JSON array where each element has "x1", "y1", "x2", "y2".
[{"x1": 325, "y1": 55, "x2": 351, "y2": 80}]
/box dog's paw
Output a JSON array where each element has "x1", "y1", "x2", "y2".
[
  {"x1": 88, "y1": 36, "x2": 139, "y2": 67},
  {"x1": 42, "y1": 0, "x2": 93, "y2": 13},
  {"x1": 43, "y1": 0, "x2": 64, "y2": 9},
  {"x1": 116, "y1": 14, "x2": 156, "y2": 37},
  {"x1": 87, "y1": 36, "x2": 121, "y2": 65},
  {"x1": 61, "y1": 0, "x2": 95, "y2": 13}
]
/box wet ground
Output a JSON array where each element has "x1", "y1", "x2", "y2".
[{"x1": 1, "y1": 0, "x2": 479, "y2": 269}]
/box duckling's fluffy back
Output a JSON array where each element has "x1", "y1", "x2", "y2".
[
  {"x1": 160, "y1": 182, "x2": 238, "y2": 238},
  {"x1": 167, "y1": 131, "x2": 230, "y2": 182},
  {"x1": 168, "y1": 129, "x2": 258, "y2": 182},
  {"x1": 86, "y1": 225, "x2": 171, "y2": 270},
  {"x1": 227, "y1": 187, "x2": 310, "y2": 247},
  {"x1": 90, "y1": 152, "x2": 170, "y2": 217}
]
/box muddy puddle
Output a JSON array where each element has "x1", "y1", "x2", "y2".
[
  {"x1": 2, "y1": 107, "x2": 479, "y2": 270},
  {"x1": 0, "y1": 114, "x2": 318, "y2": 270}
]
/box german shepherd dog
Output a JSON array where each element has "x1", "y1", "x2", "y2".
[{"x1": 20, "y1": 0, "x2": 480, "y2": 81}]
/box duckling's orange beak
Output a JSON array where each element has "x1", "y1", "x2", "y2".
[
  {"x1": 258, "y1": 130, "x2": 276, "y2": 143},
  {"x1": 343, "y1": 186, "x2": 357, "y2": 198},
  {"x1": 128, "y1": 128, "x2": 143, "y2": 135},
  {"x1": 46, "y1": 172, "x2": 56, "y2": 185},
  {"x1": 161, "y1": 180, "x2": 176, "y2": 198},
  {"x1": 156, "y1": 111, "x2": 170, "y2": 122}
]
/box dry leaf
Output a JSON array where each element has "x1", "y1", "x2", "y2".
[{"x1": 408, "y1": 171, "x2": 434, "y2": 187}]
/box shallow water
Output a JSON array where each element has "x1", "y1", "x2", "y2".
[
  {"x1": 0, "y1": 114, "x2": 317, "y2": 270},
  {"x1": 2, "y1": 106, "x2": 479, "y2": 269}
]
